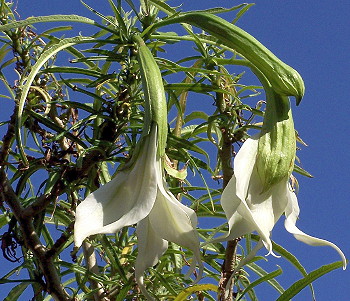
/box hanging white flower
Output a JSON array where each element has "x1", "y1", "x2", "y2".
[
  {"x1": 219, "y1": 136, "x2": 347, "y2": 269},
  {"x1": 74, "y1": 126, "x2": 203, "y2": 300}
]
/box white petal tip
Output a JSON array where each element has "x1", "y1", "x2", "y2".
[
  {"x1": 184, "y1": 261, "x2": 204, "y2": 284},
  {"x1": 341, "y1": 259, "x2": 348, "y2": 270},
  {"x1": 264, "y1": 250, "x2": 281, "y2": 259},
  {"x1": 74, "y1": 238, "x2": 83, "y2": 249},
  {"x1": 136, "y1": 275, "x2": 155, "y2": 301}
]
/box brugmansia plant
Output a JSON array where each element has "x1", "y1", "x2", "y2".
[{"x1": 0, "y1": 1, "x2": 347, "y2": 301}]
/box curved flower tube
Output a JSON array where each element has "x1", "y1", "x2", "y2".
[
  {"x1": 218, "y1": 136, "x2": 347, "y2": 270},
  {"x1": 74, "y1": 126, "x2": 203, "y2": 300}
]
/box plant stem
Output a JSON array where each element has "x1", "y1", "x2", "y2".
[
  {"x1": 82, "y1": 241, "x2": 109, "y2": 301},
  {"x1": 214, "y1": 68, "x2": 238, "y2": 301},
  {"x1": 218, "y1": 126, "x2": 237, "y2": 301}
]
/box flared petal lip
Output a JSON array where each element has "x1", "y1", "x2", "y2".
[
  {"x1": 149, "y1": 182, "x2": 203, "y2": 281},
  {"x1": 284, "y1": 187, "x2": 348, "y2": 270},
  {"x1": 74, "y1": 125, "x2": 159, "y2": 247}
]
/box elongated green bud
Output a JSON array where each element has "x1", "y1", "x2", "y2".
[
  {"x1": 256, "y1": 89, "x2": 296, "y2": 192},
  {"x1": 151, "y1": 12, "x2": 304, "y2": 104},
  {"x1": 133, "y1": 35, "x2": 168, "y2": 157}
]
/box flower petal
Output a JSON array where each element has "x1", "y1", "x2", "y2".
[
  {"x1": 218, "y1": 137, "x2": 288, "y2": 254},
  {"x1": 284, "y1": 187, "x2": 347, "y2": 270},
  {"x1": 217, "y1": 137, "x2": 260, "y2": 243},
  {"x1": 149, "y1": 186, "x2": 203, "y2": 281},
  {"x1": 74, "y1": 128, "x2": 159, "y2": 247},
  {"x1": 220, "y1": 174, "x2": 255, "y2": 240},
  {"x1": 135, "y1": 217, "x2": 168, "y2": 301},
  {"x1": 234, "y1": 136, "x2": 259, "y2": 201}
]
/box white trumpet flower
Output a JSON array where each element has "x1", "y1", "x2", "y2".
[
  {"x1": 219, "y1": 136, "x2": 347, "y2": 269},
  {"x1": 74, "y1": 126, "x2": 202, "y2": 299}
]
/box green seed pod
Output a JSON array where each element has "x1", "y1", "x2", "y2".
[
  {"x1": 153, "y1": 12, "x2": 305, "y2": 104},
  {"x1": 256, "y1": 89, "x2": 296, "y2": 192},
  {"x1": 133, "y1": 35, "x2": 168, "y2": 157}
]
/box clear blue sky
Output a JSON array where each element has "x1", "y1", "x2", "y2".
[{"x1": 1, "y1": 1, "x2": 349, "y2": 300}]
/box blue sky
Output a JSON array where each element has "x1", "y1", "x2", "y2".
[{"x1": 1, "y1": 1, "x2": 349, "y2": 300}]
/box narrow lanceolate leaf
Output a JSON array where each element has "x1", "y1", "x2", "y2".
[
  {"x1": 26, "y1": 110, "x2": 88, "y2": 149},
  {"x1": 16, "y1": 36, "x2": 95, "y2": 165},
  {"x1": 0, "y1": 15, "x2": 96, "y2": 32},
  {"x1": 58, "y1": 262, "x2": 115, "y2": 285},
  {"x1": 251, "y1": 235, "x2": 315, "y2": 298},
  {"x1": 100, "y1": 236, "x2": 128, "y2": 283},
  {"x1": 247, "y1": 262, "x2": 285, "y2": 294},
  {"x1": 165, "y1": 83, "x2": 232, "y2": 95},
  {"x1": 4, "y1": 282, "x2": 29, "y2": 301},
  {"x1": 174, "y1": 284, "x2": 218, "y2": 301},
  {"x1": 294, "y1": 164, "x2": 313, "y2": 178},
  {"x1": 276, "y1": 261, "x2": 345, "y2": 301},
  {"x1": 114, "y1": 281, "x2": 134, "y2": 301},
  {"x1": 149, "y1": 0, "x2": 177, "y2": 15},
  {"x1": 236, "y1": 267, "x2": 283, "y2": 301}
]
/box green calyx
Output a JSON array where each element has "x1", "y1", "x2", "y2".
[
  {"x1": 133, "y1": 35, "x2": 168, "y2": 157},
  {"x1": 256, "y1": 89, "x2": 296, "y2": 193}
]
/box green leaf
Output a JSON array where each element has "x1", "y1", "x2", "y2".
[
  {"x1": 237, "y1": 267, "x2": 283, "y2": 300},
  {"x1": 0, "y1": 14, "x2": 96, "y2": 32},
  {"x1": 4, "y1": 282, "x2": 29, "y2": 301},
  {"x1": 124, "y1": 0, "x2": 142, "y2": 19},
  {"x1": 80, "y1": 0, "x2": 119, "y2": 34},
  {"x1": 43, "y1": 66, "x2": 102, "y2": 77},
  {"x1": 276, "y1": 261, "x2": 344, "y2": 301},
  {"x1": 193, "y1": 4, "x2": 252, "y2": 16},
  {"x1": 115, "y1": 281, "x2": 134, "y2": 301},
  {"x1": 150, "y1": 269, "x2": 178, "y2": 296},
  {"x1": 0, "y1": 44, "x2": 11, "y2": 62},
  {"x1": 100, "y1": 235, "x2": 128, "y2": 282},
  {"x1": 0, "y1": 214, "x2": 10, "y2": 229},
  {"x1": 183, "y1": 111, "x2": 209, "y2": 124},
  {"x1": 231, "y1": 3, "x2": 255, "y2": 24},
  {"x1": 174, "y1": 284, "x2": 218, "y2": 300},
  {"x1": 17, "y1": 36, "x2": 96, "y2": 165},
  {"x1": 107, "y1": 0, "x2": 128, "y2": 36},
  {"x1": 251, "y1": 234, "x2": 315, "y2": 299},
  {"x1": 149, "y1": 0, "x2": 176, "y2": 16},
  {"x1": 26, "y1": 110, "x2": 88, "y2": 149},
  {"x1": 247, "y1": 262, "x2": 285, "y2": 294},
  {"x1": 0, "y1": 94, "x2": 11, "y2": 99},
  {"x1": 165, "y1": 83, "x2": 232, "y2": 95},
  {"x1": 168, "y1": 133, "x2": 209, "y2": 159},
  {"x1": 294, "y1": 164, "x2": 313, "y2": 178},
  {"x1": 58, "y1": 261, "x2": 115, "y2": 285}
]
